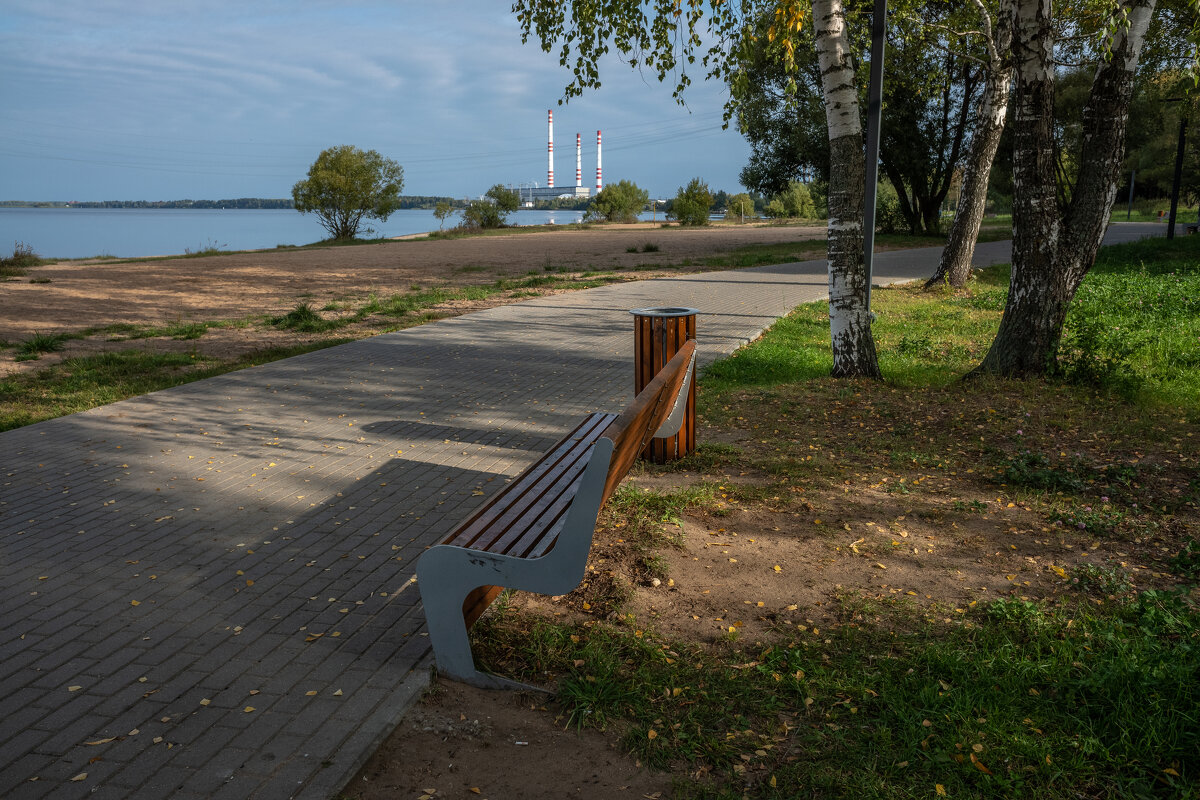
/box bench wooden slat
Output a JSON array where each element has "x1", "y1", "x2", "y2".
[
  {"x1": 468, "y1": 417, "x2": 614, "y2": 559},
  {"x1": 445, "y1": 412, "x2": 616, "y2": 551}
]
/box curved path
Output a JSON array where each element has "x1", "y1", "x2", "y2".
[{"x1": 0, "y1": 224, "x2": 1164, "y2": 799}]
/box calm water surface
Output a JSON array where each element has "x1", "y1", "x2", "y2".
[{"x1": 0, "y1": 207, "x2": 590, "y2": 260}]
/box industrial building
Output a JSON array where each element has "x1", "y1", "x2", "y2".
[{"x1": 517, "y1": 112, "x2": 601, "y2": 204}]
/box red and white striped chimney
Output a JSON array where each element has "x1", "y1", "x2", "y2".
[
  {"x1": 595, "y1": 130, "x2": 603, "y2": 192},
  {"x1": 547, "y1": 110, "x2": 555, "y2": 188},
  {"x1": 575, "y1": 133, "x2": 582, "y2": 187}
]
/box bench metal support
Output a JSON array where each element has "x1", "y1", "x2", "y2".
[{"x1": 416, "y1": 438, "x2": 615, "y2": 689}]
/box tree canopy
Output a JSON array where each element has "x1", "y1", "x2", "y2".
[
  {"x1": 462, "y1": 185, "x2": 520, "y2": 229},
  {"x1": 292, "y1": 145, "x2": 404, "y2": 240},
  {"x1": 585, "y1": 179, "x2": 649, "y2": 222},
  {"x1": 669, "y1": 178, "x2": 715, "y2": 226}
]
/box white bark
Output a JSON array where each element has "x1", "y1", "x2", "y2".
[
  {"x1": 814, "y1": 0, "x2": 880, "y2": 378},
  {"x1": 813, "y1": 0, "x2": 862, "y2": 142}
]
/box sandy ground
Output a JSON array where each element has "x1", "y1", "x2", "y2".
[{"x1": 1, "y1": 223, "x2": 825, "y2": 376}]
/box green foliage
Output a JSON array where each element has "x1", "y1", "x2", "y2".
[
  {"x1": 433, "y1": 200, "x2": 454, "y2": 230},
  {"x1": 292, "y1": 145, "x2": 404, "y2": 240},
  {"x1": 1, "y1": 242, "x2": 43, "y2": 278},
  {"x1": 764, "y1": 180, "x2": 816, "y2": 220},
  {"x1": 723, "y1": 192, "x2": 754, "y2": 221},
  {"x1": 585, "y1": 179, "x2": 648, "y2": 223},
  {"x1": 874, "y1": 181, "x2": 905, "y2": 234},
  {"x1": 1069, "y1": 564, "x2": 1133, "y2": 596},
  {"x1": 668, "y1": 178, "x2": 714, "y2": 227},
  {"x1": 1169, "y1": 538, "x2": 1200, "y2": 581},
  {"x1": 462, "y1": 185, "x2": 520, "y2": 229}
]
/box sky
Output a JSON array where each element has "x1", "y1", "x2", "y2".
[{"x1": 0, "y1": 1, "x2": 751, "y2": 201}]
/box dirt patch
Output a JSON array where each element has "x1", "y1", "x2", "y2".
[
  {"x1": 340, "y1": 679, "x2": 670, "y2": 800},
  {"x1": 1, "y1": 223, "x2": 824, "y2": 376}
]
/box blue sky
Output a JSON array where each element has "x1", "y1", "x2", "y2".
[{"x1": 0, "y1": 1, "x2": 751, "y2": 201}]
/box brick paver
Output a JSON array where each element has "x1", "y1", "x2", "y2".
[{"x1": 0, "y1": 226, "x2": 1160, "y2": 798}]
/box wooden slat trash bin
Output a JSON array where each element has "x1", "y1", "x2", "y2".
[{"x1": 630, "y1": 306, "x2": 698, "y2": 463}]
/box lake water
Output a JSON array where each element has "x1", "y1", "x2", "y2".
[{"x1": 0, "y1": 207, "x2": 597, "y2": 260}]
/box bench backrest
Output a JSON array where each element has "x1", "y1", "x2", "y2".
[{"x1": 599, "y1": 339, "x2": 696, "y2": 504}]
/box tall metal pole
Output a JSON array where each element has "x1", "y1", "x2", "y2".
[
  {"x1": 1126, "y1": 170, "x2": 1136, "y2": 221},
  {"x1": 862, "y1": 0, "x2": 888, "y2": 309},
  {"x1": 1167, "y1": 114, "x2": 1187, "y2": 240}
]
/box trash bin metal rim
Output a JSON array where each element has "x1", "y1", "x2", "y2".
[{"x1": 628, "y1": 306, "x2": 700, "y2": 318}]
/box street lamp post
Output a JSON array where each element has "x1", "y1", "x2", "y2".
[{"x1": 862, "y1": 0, "x2": 888, "y2": 309}]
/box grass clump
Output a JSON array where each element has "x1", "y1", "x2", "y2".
[
  {"x1": 15, "y1": 332, "x2": 69, "y2": 361},
  {"x1": 270, "y1": 302, "x2": 345, "y2": 333},
  {"x1": 1, "y1": 242, "x2": 46, "y2": 278}
]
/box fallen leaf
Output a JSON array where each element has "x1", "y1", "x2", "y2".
[
  {"x1": 70, "y1": 773, "x2": 87, "y2": 782},
  {"x1": 244, "y1": 706, "x2": 255, "y2": 713},
  {"x1": 200, "y1": 699, "x2": 210, "y2": 706},
  {"x1": 970, "y1": 753, "x2": 993, "y2": 775},
  {"x1": 935, "y1": 785, "x2": 946, "y2": 797},
  {"x1": 68, "y1": 685, "x2": 82, "y2": 692},
  {"x1": 647, "y1": 729, "x2": 657, "y2": 739},
  {"x1": 84, "y1": 738, "x2": 116, "y2": 746}
]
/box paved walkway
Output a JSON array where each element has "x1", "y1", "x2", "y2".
[{"x1": 0, "y1": 225, "x2": 1162, "y2": 799}]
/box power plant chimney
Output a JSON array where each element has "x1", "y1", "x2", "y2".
[
  {"x1": 595, "y1": 130, "x2": 603, "y2": 192},
  {"x1": 547, "y1": 110, "x2": 554, "y2": 188},
  {"x1": 576, "y1": 133, "x2": 582, "y2": 187}
]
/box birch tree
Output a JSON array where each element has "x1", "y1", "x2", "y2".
[
  {"x1": 972, "y1": 0, "x2": 1158, "y2": 376},
  {"x1": 925, "y1": 0, "x2": 1014, "y2": 288},
  {"x1": 813, "y1": 0, "x2": 881, "y2": 376}
]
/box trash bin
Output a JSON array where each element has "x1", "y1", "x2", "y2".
[{"x1": 629, "y1": 306, "x2": 698, "y2": 463}]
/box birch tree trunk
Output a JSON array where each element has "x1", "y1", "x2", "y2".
[
  {"x1": 814, "y1": 0, "x2": 881, "y2": 379},
  {"x1": 926, "y1": 0, "x2": 1013, "y2": 289},
  {"x1": 972, "y1": 0, "x2": 1155, "y2": 377}
]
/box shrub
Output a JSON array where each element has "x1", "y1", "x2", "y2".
[
  {"x1": 724, "y1": 192, "x2": 755, "y2": 221},
  {"x1": 874, "y1": 181, "x2": 905, "y2": 234},
  {"x1": 461, "y1": 185, "x2": 519, "y2": 229},
  {"x1": 668, "y1": 178, "x2": 714, "y2": 226},
  {"x1": 585, "y1": 179, "x2": 648, "y2": 223}
]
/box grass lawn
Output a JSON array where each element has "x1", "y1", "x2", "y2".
[{"x1": 462, "y1": 234, "x2": 1200, "y2": 799}]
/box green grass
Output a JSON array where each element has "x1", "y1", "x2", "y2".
[
  {"x1": 479, "y1": 593, "x2": 1200, "y2": 799},
  {"x1": 15, "y1": 332, "x2": 69, "y2": 361},
  {"x1": 1061, "y1": 236, "x2": 1200, "y2": 407},
  {"x1": 0, "y1": 342, "x2": 350, "y2": 431},
  {"x1": 701, "y1": 235, "x2": 1200, "y2": 411}
]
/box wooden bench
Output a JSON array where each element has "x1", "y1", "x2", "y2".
[{"x1": 416, "y1": 340, "x2": 696, "y2": 688}]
